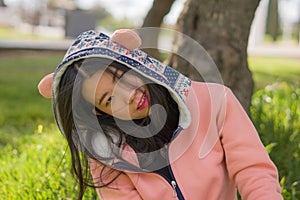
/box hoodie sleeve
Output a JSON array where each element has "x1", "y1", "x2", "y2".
[
  {"x1": 89, "y1": 159, "x2": 142, "y2": 200},
  {"x1": 220, "y1": 88, "x2": 283, "y2": 200}
]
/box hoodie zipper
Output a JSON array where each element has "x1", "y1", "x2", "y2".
[
  {"x1": 165, "y1": 126, "x2": 185, "y2": 199},
  {"x1": 154, "y1": 165, "x2": 183, "y2": 199},
  {"x1": 151, "y1": 126, "x2": 184, "y2": 199},
  {"x1": 171, "y1": 180, "x2": 178, "y2": 197},
  {"x1": 165, "y1": 150, "x2": 185, "y2": 199}
]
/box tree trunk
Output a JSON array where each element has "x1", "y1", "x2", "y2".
[
  {"x1": 140, "y1": 0, "x2": 175, "y2": 59},
  {"x1": 167, "y1": 0, "x2": 259, "y2": 113}
]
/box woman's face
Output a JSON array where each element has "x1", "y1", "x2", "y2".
[{"x1": 82, "y1": 66, "x2": 150, "y2": 120}]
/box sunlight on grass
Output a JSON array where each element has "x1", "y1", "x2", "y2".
[
  {"x1": 0, "y1": 53, "x2": 97, "y2": 199},
  {"x1": 0, "y1": 26, "x2": 63, "y2": 40},
  {"x1": 0, "y1": 53, "x2": 299, "y2": 199},
  {"x1": 248, "y1": 56, "x2": 300, "y2": 90},
  {"x1": 0, "y1": 54, "x2": 61, "y2": 139},
  {"x1": 251, "y1": 82, "x2": 300, "y2": 199},
  {"x1": 0, "y1": 126, "x2": 97, "y2": 199}
]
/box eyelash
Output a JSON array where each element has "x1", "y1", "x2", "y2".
[
  {"x1": 106, "y1": 96, "x2": 114, "y2": 106},
  {"x1": 104, "y1": 68, "x2": 125, "y2": 107}
]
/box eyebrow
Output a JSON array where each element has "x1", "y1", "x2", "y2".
[
  {"x1": 107, "y1": 68, "x2": 118, "y2": 82},
  {"x1": 107, "y1": 67, "x2": 125, "y2": 83},
  {"x1": 98, "y1": 91, "x2": 108, "y2": 106},
  {"x1": 97, "y1": 68, "x2": 121, "y2": 106}
]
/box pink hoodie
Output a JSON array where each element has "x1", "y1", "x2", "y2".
[
  {"x1": 90, "y1": 82, "x2": 283, "y2": 200},
  {"x1": 37, "y1": 29, "x2": 282, "y2": 199}
]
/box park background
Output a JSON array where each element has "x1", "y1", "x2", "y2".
[{"x1": 0, "y1": 0, "x2": 299, "y2": 199}]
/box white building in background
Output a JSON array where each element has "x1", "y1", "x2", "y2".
[
  {"x1": 249, "y1": 0, "x2": 300, "y2": 47},
  {"x1": 0, "y1": 6, "x2": 21, "y2": 27},
  {"x1": 0, "y1": 2, "x2": 65, "y2": 38},
  {"x1": 279, "y1": 0, "x2": 300, "y2": 44},
  {"x1": 0, "y1": 0, "x2": 101, "y2": 39},
  {"x1": 248, "y1": 0, "x2": 300, "y2": 58}
]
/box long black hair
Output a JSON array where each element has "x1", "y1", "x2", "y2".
[{"x1": 57, "y1": 57, "x2": 180, "y2": 199}]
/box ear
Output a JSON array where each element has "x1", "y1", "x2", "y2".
[
  {"x1": 38, "y1": 73, "x2": 53, "y2": 98},
  {"x1": 110, "y1": 29, "x2": 142, "y2": 51}
]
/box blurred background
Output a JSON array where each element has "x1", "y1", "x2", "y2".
[
  {"x1": 0, "y1": 0, "x2": 299, "y2": 51},
  {"x1": 0, "y1": 0, "x2": 299, "y2": 199}
]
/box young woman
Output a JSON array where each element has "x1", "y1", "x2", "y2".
[{"x1": 38, "y1": 29, "x2": 283, "y2": 200}]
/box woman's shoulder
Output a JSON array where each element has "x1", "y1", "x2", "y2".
[
  {"x1": 190, "y1": 81, "x2": 229, "y2": 97},
  {"x1": 186, "y1": 81, "x2": 229, "y2": 117},
  {"x1": 191, "y1": 81, "x2": 227, "y2": 88}
]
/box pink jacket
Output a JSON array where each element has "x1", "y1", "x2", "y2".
[{"x1": 89, "y1": 82, "x2": 283, "y2": 200}]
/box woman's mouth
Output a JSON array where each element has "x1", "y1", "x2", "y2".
[{"x1": 137, "y1": 92, "x2": 148, "y2": 110}]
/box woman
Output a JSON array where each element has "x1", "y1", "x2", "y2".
[{"x1": 38, "y1": 29, "x2": 283, "y2": 199}]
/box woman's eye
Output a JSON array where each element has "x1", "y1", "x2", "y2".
[{"x1": 106, "y1": 96, "x2": 113, "y2": 106}]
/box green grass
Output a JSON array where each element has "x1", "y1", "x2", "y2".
[
  {"x1": 0, "y1": 53, "x2": 60, "y2": 147},
  {"x1": 249, "y1": 56, "x2": 300, "y2": 199},
  {"x1": 0, "y1": 53, "x2": 97, "y2": 199},
  {"x1": 0, "y1": 53, "x2": 299, "y2": 199},
  {"x1": 251, "y1": 82, "x2": 300, "y2": 199},
  {"x1": 248, "y1": 56, "x2": 300, "y2": 90},
  {"x1": 0, "y1": 26, "x2": 62, "y2": 40},
  {"x1": 0, "y1": 127, "x2": 98, "y2": 199}
]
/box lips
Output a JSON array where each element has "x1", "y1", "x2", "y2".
[{"x1": 137, "y1": 92, "x2": 148, "y2": 110}]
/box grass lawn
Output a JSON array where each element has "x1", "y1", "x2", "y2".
[
  {"x1": 248, "y1": 56, "x2": 300, "y2": 90},
  {"x1": 0, "y1": 51, "x2": 98, "y2": 199},
  {"x1": 0, "y1": 26, "x2": 63, "y2": 40},
  {"x1": 0, "y1": 52, "x2": 61, "y2": 146},
  {"x1": 0, "y1": 52, "x2": 299, "y2": 199}
]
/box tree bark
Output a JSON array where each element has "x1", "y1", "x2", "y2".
[
  {"x1": 167, "y1": 0, "x2": 259, "y2": 113},
  {"x1": 140, "y1": 0, "x2": 175, "y2": 59}
]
